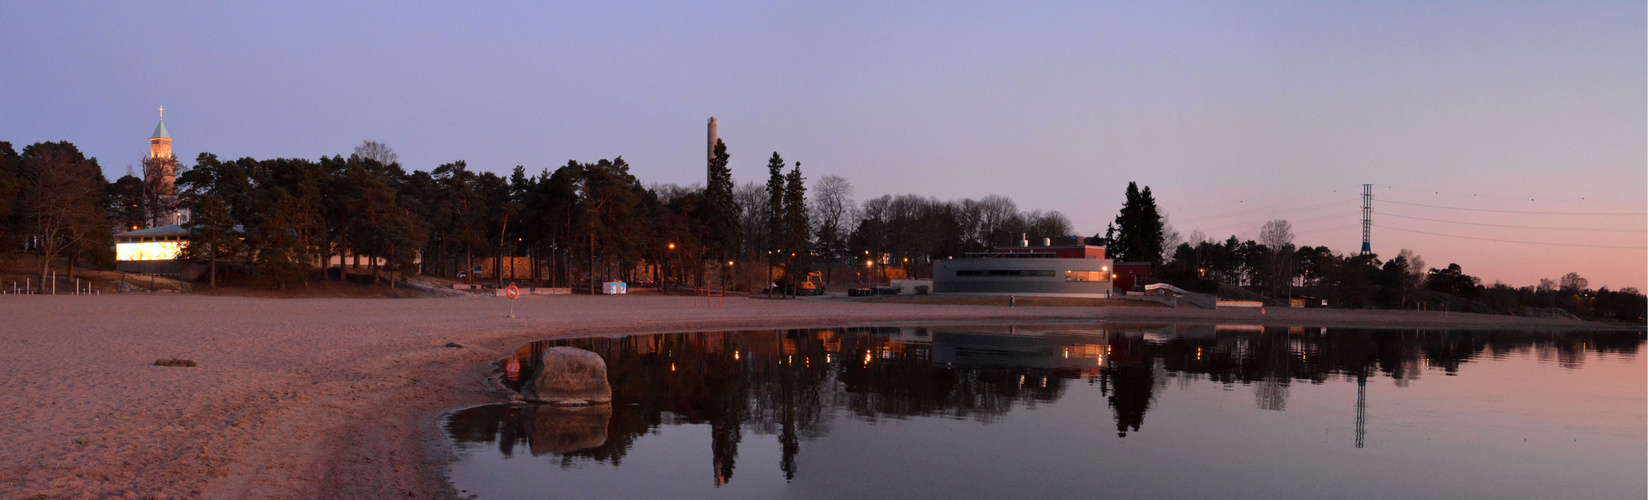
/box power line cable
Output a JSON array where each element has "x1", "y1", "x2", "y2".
[
  {"x1": 1380, "y1": 199, "x2": 1646, "y2": 216},
  {"x1": 1195, "y1": 210, "x2": 1361, "y2": 233},
  {"x1": 1379, "y1": 184, "x2": 1644, "y2": 203},
  {"x1": 1170, "y1": 189, "x2": 1352, "y2": 217},
  {"x1": 1294, "y1": 224, "x2": 1361, "y2": 237},
  {"x1": 1376, "y1": 211, "x2": 1646, "y2": 233},
  {"x1": 1178, "y1": 199, "x2": 1357, "y2": 224},
  {"x1": 1179, "y1": 199, "x2": 1355, "y2": 223},
  {"x1": 1374, "y1": 224, "x2": 1647, "y2": 249}
]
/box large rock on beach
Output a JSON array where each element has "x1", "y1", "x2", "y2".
[{"x1": 520, "y1": 347, "x2": 613, "y2": 405}]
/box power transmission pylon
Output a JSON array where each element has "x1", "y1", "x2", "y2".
[
  {"x1": 1361, "y1": 184, "x2": 1373, "y2": 255},
  {"x1": 1355, "y1": 374, "x2": 1367, "y2": 448}
]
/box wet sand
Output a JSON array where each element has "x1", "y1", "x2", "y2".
[{"x1": 0, "y1": 294, "x2": 1633, "y2": 499}]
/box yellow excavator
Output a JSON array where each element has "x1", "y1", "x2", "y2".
[{"x1": 795, "y1": 272, "x2": 825, "y2": 296}]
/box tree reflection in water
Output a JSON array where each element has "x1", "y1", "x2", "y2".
[{"x1": 446, "y1": 325, "x2": 1641, "y2": 485}]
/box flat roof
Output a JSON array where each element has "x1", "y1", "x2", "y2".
[{"x1": 116, "y1": 224, "x2": 189, "y2": 237}]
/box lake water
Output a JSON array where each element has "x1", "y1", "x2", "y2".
[{"x1": 444, "y1": 324, "x2": 1645, "y2": 499}]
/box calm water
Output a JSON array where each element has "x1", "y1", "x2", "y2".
[{"x1": 444, "y1": 324, "x2": 1646, "y2": 499}]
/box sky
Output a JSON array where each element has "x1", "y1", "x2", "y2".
[{"x1": 2, "y1": 1, "x2": 1643, "y2": 289}]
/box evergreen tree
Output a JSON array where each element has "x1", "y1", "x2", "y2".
[
  {"x1": 0, "y1": 142, "x2": 19, "y2": 249},
  {"x1": 701, "y1": 140, "x2": 739, "y2": 263},
  {"x1": 179, "y1": 153, "x2": 255, "y2": 234},
  {"x1": 106, "y1": 174, "x2": 148, "y2": 231},
  {"x1": 1105, "y1": 182, "x2": 1165, "y2": 265},
  {"x1": 783, "y1": 161, "x2": 811, "y2": 291},
  {"x1": 478, "y1": 170, "x2": 516, "y2": 286},
  {"x1": 430, "y1": 161, "x2": 486, "y2": 281},
  {"x1": 580, "y1": 158, "x2": 644, "y2": 284},
  {"x1": 264, "y1": 158, "x2": 327, "y2": 288},
  {"x1": 540, "y1": 162, "x2": 584, "y2": 286},
  {"x1": 0, "y1": 142, "x2": 18, "y2": 225},
  {"x1": 765, "y1": 152, "x2": 787, "y2": 272},
  {"x1": 340, "y1": 156, "x2": 402, "y2": 285},
  {"x1": 1426, "y1": 263, "x2": 1482, "y2": 298},
  {"x1": 183, "y1": 194, "x2": 240, "y2": 288},
  {"x1": 244, "y1": 185, "x2": 300, "y2": 289}
]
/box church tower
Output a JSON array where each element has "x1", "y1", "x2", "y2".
[
  {"x1": 149, "y1": 106, "x2": 172, "y2": 159},
  {"x1": 142, "y1": 106, "x2": 181, "y2": 226}
]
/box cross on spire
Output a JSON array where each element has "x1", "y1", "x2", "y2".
[{"x1": 159, "y1": 105, "x2": 164, "y2": 120}]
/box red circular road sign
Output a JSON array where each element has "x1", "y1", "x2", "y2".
[{"x1": 506, "y1": 285, "x2": 520, "y2": 300}]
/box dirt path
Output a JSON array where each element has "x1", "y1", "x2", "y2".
[{"x1": 0, "y1": 294, "x2": 1632, "y2": 499}]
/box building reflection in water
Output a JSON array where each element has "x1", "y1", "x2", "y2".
[{"x1": 450, "y1": 325, "x2": 1641, "y2": 486}]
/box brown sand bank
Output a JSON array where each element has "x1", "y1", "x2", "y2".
[{"x1": 0, "y1": 294, "x2": 1635, "y2": 499}]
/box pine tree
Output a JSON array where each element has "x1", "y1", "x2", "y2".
[
  {"x1": 1107, "y1": 182, "x2": 1165, "y2": 265},
  {"x1": 702, "y1": 140, "x2": 739, "y2": 262},
  {"x1": 183, "y1": 194, "x2": 240, "y2": 288},
  {"x1": 0, "y1": 142, "x2": 18, "y2": 227},
  {"x1": 783, "y1": 161, "x2": 811, "y2": 292},
  {"x1": 765, "y1": 152, "x2": 787, "y2": 274}
]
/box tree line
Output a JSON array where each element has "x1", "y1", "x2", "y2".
[
  {"x1": 1152, "y1": 221, "x2": 1645, "y2": 322},
  {"x1": 0, "y1": 139, "x2": 1088, "y2": 294},
  {"x1": 1, "y1": 137, "x2": 1640, "y2": 322}
]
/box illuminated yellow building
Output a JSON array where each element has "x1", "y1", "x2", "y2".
[
  {"x1": 112, "y1": 224, "x2": 207, "y2": 279},
  {"x1": 115, "y1": 224, "x2": 187, "y2": 262}
]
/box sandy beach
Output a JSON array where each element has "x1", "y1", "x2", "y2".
[{"x1": 0, "y1": 294, "x2": 1635, "y2": 499}]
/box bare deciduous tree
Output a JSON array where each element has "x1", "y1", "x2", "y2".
[
  {"x1": 1559, "y1": 272, "x2": 1588, "y2": 292},
  {"x1": 1260, "y1": 219, "x2": 1295, "y2": 295},
  {"x1": 735, "y1": 181, "x2": 767, "y2": 259},
  {"x1": 1160, "y1": 212, "x2": 1183, "y2": 263},
  {"x1": 1023, "y1": 209, "x2": 1074, "y2": 243},
  {"x1": 809, "y1": 175, "x2": 854, "y2": 282},
  {"x1": 352, "y1": 140, "x2": 398, "y2": 166},
  {"x1": 1397, "y1": 248, "x2": 1426, "y2": 285},
  {"x1": 975, "y1": 194, "x2": 1019, "y2": 246},
  {"x1": 1259, "y1": 219, "x2": 1294, "y2": 249},
  {"x1": 649, "y1": 182, "x2": 699, "y2": 204}
]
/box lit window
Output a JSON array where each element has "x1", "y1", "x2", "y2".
[
  {"x1": 117, "y1": 241, "x2": 185, "y2": 261},
  {"x1": 1064, "y1": 270, "x2": 1111, "y2": 282}
]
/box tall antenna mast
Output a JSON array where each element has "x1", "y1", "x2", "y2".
[
  {"x1": 706, "y1": 117, "x2": 718, "y2": 185},
  {"x1": 1360, "y1": 184, "x2": 1373, "y2": 255}
]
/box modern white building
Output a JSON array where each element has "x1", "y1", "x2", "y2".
[{"x1": 932, "y1": 243, "x2": 1115, "y2": 298}]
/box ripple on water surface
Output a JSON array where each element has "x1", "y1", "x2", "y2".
[{"x1": 444, "y1": 324, "x2": 1646, "y2": 500}]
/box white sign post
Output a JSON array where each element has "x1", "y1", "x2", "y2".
[{"x1": 505, "y1": 284, "x2": 520, "y2": 318}]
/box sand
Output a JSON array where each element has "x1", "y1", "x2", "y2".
[{"x1": 0, "y1": 293, "x2": 1634, "y2": 499}]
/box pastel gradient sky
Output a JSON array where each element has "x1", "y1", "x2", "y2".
[{"x1": 3, "y1": 1, "x2": 1642, "y2": 289}]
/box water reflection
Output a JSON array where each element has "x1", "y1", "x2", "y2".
[{"x1": 448, "y1": 325, "x2": 1641, "y2": 491}]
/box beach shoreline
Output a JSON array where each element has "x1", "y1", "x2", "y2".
[{"x1": 0, "y1": 294, "x2": 1637, "y2": 499}]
